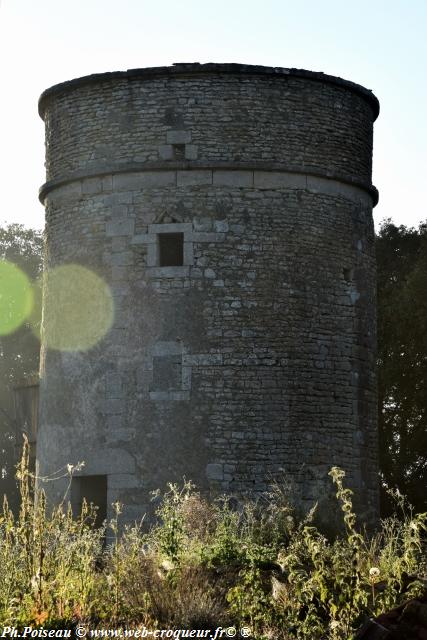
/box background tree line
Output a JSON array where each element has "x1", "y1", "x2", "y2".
[
  {"x1": 377, "y1": 220, "x2": 427, "y2": 514},
  {"x1": 0, "y1": 221, "x2": 425, "y2": 516},
  {"x1": 0, "y1": 224, "x2": 43, "y2": 509}
]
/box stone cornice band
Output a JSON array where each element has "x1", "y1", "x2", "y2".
[{"x1": 39, "y1": 163, "x2": 379, "y2": 207}]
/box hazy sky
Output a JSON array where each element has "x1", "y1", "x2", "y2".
[{"x1": 0, "y1": 0, "x2": 426, "y2": 231}]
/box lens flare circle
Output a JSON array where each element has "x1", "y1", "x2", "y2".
[
  {"x1": 0, "y1": 260, "x2": 34, "y2": 335},
  {"x1": 43, "y1": 264, "x2": 114, "y2": 351}
]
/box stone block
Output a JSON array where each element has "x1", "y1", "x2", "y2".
[
  {"x1": 140, "y1": 171, "x2": 176, "y2": 187},
  {"x1": 206, "y1": 463, "x2": 224, "y2": 480},
  {"x1": 110, "y1": 252, "x2": 133, "y2": 266},
  {"x1": 148, "y1": 266, "x2": 189, "y2": 278},
  {"x1": 193, "y1": 217, "x2": 212, "y2": 231},
  {"x1": 131, "y1": 233, "x2": 156, "y2": 245},
  {"x1": 50, "y1": 181, "x2": 82, "y2": 203},
  {"x1": 158, "y1": 144, "x2": 173, "y2": 160},
  {"x1": 306, "y1": 176, "x2": 370, "y2": 205},
  {"x1": 102, "y1": 175, "x2": 113, "y2": 191},
  {"x1": 111, "y1": 237, "x2": 128, "y2": 251},
  {"x1": 149, "y1": 223, "x2": 192, "y2": 234},
  {"x1": 149, "y1": 391, "x2": 172, "y2": 401},
  {"x1": 183, "y1": 241, "x2": 194, "y2": 266},
  {"x1": 79, "y1": 448, "x2": 135, "y2": 475},
  {"x1": 82, "y1": 177, "x2": 103, "y2": 194},
  {"x1": 214, "y1": 220, "x2": 229, "y2": 232},
  {"x1": 182, "y1": 366, "x2": 192, "y2": 390},
  {"x1": 213, "y1": 170, "x2": 253, "y2": 187},
  {"x1": 109, "y1": 473, "x2": 140, "y2": 489},
  {"x1": 254, "y1": 171, "x2": 307, "y2": 189},
  {"x1": 166, "y1": 130, "x2": 192, "y2": 144},
  {"x1": 306, "y1": 175, "x2": 338, "y2": 195},
  {"x1": 113, "y1": 171, "x2": 175, "y2": 190},
  {"x1": 111, "y1": 204, "x2": 128, "y2": 219},
  {"x1": 169, "y1": 391, "x2": 190, "y2": 401},
  {"x1": 146, "y1": 244, "x2": 157, "y2": 266},
  {"x1": 106, "y1": 373, "x2": 123, "y2": 398},
  {"x1": 106, "y1": 218, "x2": 135, "y2": 237},
  {"x1": 112, "y1": 173, "x2": 142, "y2": 190},
  {"x1": 177, "y1": 170, "x2": 212, "y2": 186},
  {"x1": 185, "y1": 144, "x2": 198, "y2": 160},
  {"x1": 151, "y1": 341, "x2": 182, "y2": 356},
  {"x1": 116, "y1": 192, "x2": 133, "y2": 204}
]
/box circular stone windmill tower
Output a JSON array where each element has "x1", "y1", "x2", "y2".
[{"x1": 37, "y1": 63, "x2": 380, "y2": 524}]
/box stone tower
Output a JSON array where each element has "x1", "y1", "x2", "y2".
[{"x1": 37, "y1": 63, "x2": 379, "y2": 524}]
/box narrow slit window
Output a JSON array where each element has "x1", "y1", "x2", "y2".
[{"x1": 158, "y1": 233, "x2": 184, "y2": 266}]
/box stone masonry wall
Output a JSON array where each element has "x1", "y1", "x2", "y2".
[{"x1": 37, "y1": 64, "x2": 379, "y2": 524}]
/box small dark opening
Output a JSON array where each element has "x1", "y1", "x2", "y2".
[
  {"x1": 71, "y1": 475, "x2": 107, "y2": 528},
  {"x1": 159, "y1": 233, "x2": 184, "y2": 266},
  {"x1": 172, "y1": 144, "x2": 185, "y2": 159},
  {"x1": 343, "y1": 267, "x2": 354, "y2": 282}
]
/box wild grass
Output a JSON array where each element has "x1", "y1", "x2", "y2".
[{"x1": 0, "y1": 440, "x2": 425, "y2": 639}]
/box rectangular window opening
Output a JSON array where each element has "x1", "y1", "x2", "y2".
[
  {"x1": 343, "y1": 267, "x2": 354, "y2": 282},
  {"x1": 71, "y1": 475, "x2": 107, "y2": 528},
  {"x1": 158, "y1": 233, "x2": 184, "y2": 267}
]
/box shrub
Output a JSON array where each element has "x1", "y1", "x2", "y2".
[{"x1": 0, "y1": 441, "x2": 425, "y2": 639}]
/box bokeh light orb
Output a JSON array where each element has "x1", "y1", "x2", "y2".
[
  {"x1": 0, "y1": 260, "x2": 34, "y2": 335},
  {"x1": 42, "y1": 264, "x2": 114, "y2": 351}
]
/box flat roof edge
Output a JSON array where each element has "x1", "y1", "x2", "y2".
[{"x1": 38, "y1": 63, "x2": 380, "y2": 121}]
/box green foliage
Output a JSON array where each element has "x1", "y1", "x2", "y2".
[
  {"x1": 273, "y1": 468, "x2": 426, "y2": 639},
  {"x1": 0, "y1": 448, "x2": 425, "y2": 639},
  {"x1": 0, "y1": 438, "x2": 104, "y2": 626},
  {"x1": 377, "y1": 219, "x2": 427, "y2": 514},
  {"x1": 0, "y1": 224, "x2": 43, "y2": 381},
  {"x1": 0, "y1": 223, "x2": 43, "y2": 510},
  {"x1": 149, "y1": 482, "x2": 192, "y2": 564}
]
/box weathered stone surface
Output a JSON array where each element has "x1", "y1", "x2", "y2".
[
  {"x1": 106, "y1": 218, "x2": 135, "y2": 237},
  {"x1": 177, "y1": 170, "x2": 212, "y2": 186},
  {"x1": 158, "y1": 144, "x2": 174, "y2": 160},
  {"x1": 166, "y1": 130, "x2": 192, "y2": 145},
  {"x1": 185, "y1": 145, "x2": 198, "y2": 160},
  {"x1": 254, "y1": 171, "x2": 306, "y2": 189},
  {"x1": 37, "y1": 63, "x2": 379, "y2": 525},
  {"x1": 206, "y1": 463, "x2": 224, "y2": 480},
  {"x1": 213, "y1": 170, "x2": 253, "y2": 187}
]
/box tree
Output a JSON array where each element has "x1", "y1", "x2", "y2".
[
  {"x1": 377, "y1": 219, "x2": 427, "y2": 515},
  {"x1": 0, "y1": 223, "x2": 43, "y2": 509}
]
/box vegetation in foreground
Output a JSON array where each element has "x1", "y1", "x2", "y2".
[{"x1": 0, "y1": 442, "x2": 426, "y2": 639}]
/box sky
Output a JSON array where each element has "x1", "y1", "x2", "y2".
[{"x1": 0, "y1": 0, "x2": 426, "y2": 232}]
